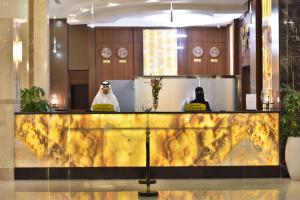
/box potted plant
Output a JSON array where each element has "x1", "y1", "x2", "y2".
[
  {"x1": 281, "y1": 84, "x2": 300, "y2": 180},
  {"x1": 20, "y1": 86, "x2": 52, "y2": 112}
]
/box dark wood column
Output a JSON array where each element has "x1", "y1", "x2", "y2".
[
  {"x1": 88, "y1": 28, "x2": 96, "y2": 104},
  {"x1": 233, "y1": 19, "x2": 241, "y2": 75},
  {"x1": 255, "y1": 0, "x2": 263, "y2": 110},
  {"x1": 49, "y1": 19, "x2": 69, "y2": 109}
]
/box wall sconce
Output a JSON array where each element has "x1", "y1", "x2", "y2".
[
  {"x1": 13, "y1": 40, "x2": 22, "y2": 63},
  {"x1": 51, "y1": 94, "x2": 59, "y2": 110}
]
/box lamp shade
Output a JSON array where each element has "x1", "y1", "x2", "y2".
[{"x1": 13, "y1": 41, "x2": 22, "y2": 62}]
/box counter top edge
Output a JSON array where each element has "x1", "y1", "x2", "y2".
[{"x1": 15, "y1": 111, "x2": 280, "y2": 115}]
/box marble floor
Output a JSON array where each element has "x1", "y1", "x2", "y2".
[{"x1": 0, "y1": 179, "x2": 299, "y2": 200}]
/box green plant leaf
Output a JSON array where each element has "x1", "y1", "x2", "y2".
[
  {"x1": 281, "y1": 84, "x2": 300, "y2": 137},
  {"x1": 20, "y1": 86, "x2": 51, "y2": 113}
]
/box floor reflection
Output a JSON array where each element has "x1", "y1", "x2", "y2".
[
  {"x1": 13, "y1": 190, "x2": 279, "y2": 200},
  {"x1": 0, "y1": 179, "x2": 299, "y2": 200}
]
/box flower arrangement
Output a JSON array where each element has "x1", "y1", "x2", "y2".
[{"x1": 150, "y1": 77, "x2": 163, "y2": 111}]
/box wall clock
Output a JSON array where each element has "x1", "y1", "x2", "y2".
[
  {"x1": 209, "y1": 47, "x2": 221, "y2": 58},
  {"x1": 117, "y1": 47, "x2": 128, "y2": 59},
  {"x1": 101, "y1": 47, "x2": 112, "y2": 59},
  {"x1": 192, "y1": 46, "x2": 204, "y2": 58}
]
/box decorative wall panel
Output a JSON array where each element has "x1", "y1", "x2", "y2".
[
  {"x1": 262, "y1": 0, "x2": 278, "y2": 108},
  {"x1": 143, "y1": 29, "x2": 178, "y2": 76},
  {"x1": 15, "y1": 112, "x2": 279, "y2": 167}
]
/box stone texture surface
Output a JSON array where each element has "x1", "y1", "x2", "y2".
[
  {"x1": 279, "y1": 0, "x2": 300, "y2": 89},
  {"x1": 0, "y1": 19, "x2": 13, "y2": 100},
  {"x1": 0, "y1": 19, "x2": 15, "y2": 181},
  {"x1": 30, "y1": 0, "x2": 49, "y2": 95},
  {"x1": 0, "y1": 169, "x2": 13, "y2": 180},
  {"x1": 279, "y1": 0, "x2": 300, "y2": 178},
  {"x1": 0, "y1": 0, "x2": 49, "y2": 180}
]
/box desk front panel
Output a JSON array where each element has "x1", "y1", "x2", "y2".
[{"x1": 15, "y1": 112, "x2": 279, "y2": 167}]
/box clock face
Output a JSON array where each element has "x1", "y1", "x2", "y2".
[
  {"x1": 117, "y1": 47, "x2": 128, "y2": 59},
  {"x1": 209, "y1": 46, "x2": 221, "y2": 58},
  {"x1": 101, "y1": 47, "x2": 112, "y2": 59},
  {"x1": 192, "y1": 46, "x2": 204, "y2": 58}
]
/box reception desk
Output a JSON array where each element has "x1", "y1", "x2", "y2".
[{"x1": 15, "y1": 111, "x2": 280, "y2": 179}]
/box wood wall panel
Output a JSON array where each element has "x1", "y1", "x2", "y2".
[
  {"x1": 187, "y1": 42, "x2": 208, "y2": 75},
  {"x1": 133, "y1": 28, "x2": 143, "y2": 76},
  {"x1": 184, "y1": 27, "x2": 229, "y2": 75},
  {"x1": 255, "y1": 0, "x2": 263, "y2": 110},
  {"x1": 94, "y1": 27, "x2": 230, "y2": 79},
  {"x1": 49, "y1": 19, "x2": 68, "y2": 109},
  {"x1": 95, "y1": 28, "x2": 135, "y2": 85},
  {"x1": 69, "y1": 70, "x2": 89, "y2": 85},
  {"x1": 96, "y1": 41, "x2": 134, "y2": 84},
  {"x1": 68, "y1": 25, "x2": 89, "y2": 70},
  {"x1": 51, "y1": 25, "x2": 232, "y2": 106},
  {"x1": 208, "y1": 43, "x2": 226, "y2": 75},
  {"x1": 88, "y1": 28, "x2": 96, "y2": 104},
  {"x1": 177, "y1": 28, "x2": 188, "y2": 75},
  {"x1": 96, "y1": 29, "x2": 133, "y2": 43},
  {"x1": 233, "y1": 19, "x2": 241, "y2": 75}
]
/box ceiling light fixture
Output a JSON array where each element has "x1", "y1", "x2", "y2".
[
  {"x1": 80, "y1": 8, "x2": 90, "y2": 13},
  {"x1": 89, "y1": 2, "x2": 95, "y2": 28},
  {"x1": 53, "y1": 16, "x2": 57, "y2": 54},
  {"x1": 107, "y1": 2, "x2": 119, "y2": 7},
  {"x1": 177, "y1": 33, "x2": 187, "y2": 38}
]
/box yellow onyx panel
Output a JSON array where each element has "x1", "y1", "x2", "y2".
[
  {"x1": 29, "y1": 190, "x2": 278, "y2": 200},
  {"x1": 143, "y1": 29, "x2": 178, "y2": 76},
  {"x1": 15, "y1": 113, "x2": 279, "y2": 167}
]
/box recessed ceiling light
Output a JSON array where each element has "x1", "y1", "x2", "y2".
[
  {"x1": 80, "y1": 8, "x2": 90, "y2": 13},
  {"x1": 147, "y1": 0, "x2": 159, "y2": 2},
  {"x1": 107, "y1": 2, "x2": 119, "y2": 7}
]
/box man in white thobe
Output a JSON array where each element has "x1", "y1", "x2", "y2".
[{"x1": 91, "y1": 81, "x2": 120, "y2": 112}]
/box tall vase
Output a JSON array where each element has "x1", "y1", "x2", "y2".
[
  {"x1": 153, "y1": 96, "x2": 159, "y2": 112},
  {"x1": 152, "y1": 89, "x2": 159, "y2": 112}
]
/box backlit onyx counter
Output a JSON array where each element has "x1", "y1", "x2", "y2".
[{"x1": 14, "y1": 111, "x2": 280, "y2": 179}]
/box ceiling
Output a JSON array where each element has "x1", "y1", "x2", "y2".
[{"x1": 49, "y1": 0, "x2": 248, "y2": 27}]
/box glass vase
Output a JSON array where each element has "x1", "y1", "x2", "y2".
[{"x1": 152, "y1": 96, "x2": 159, "y2": 112}]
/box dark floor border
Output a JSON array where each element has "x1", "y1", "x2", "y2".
[{"x1": 15, "y1": 166, "x2": 280, "y2": 180}]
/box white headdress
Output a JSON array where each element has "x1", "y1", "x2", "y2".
[{"x1": 91, "y1": 81, "x2": 120, "y2": 112}]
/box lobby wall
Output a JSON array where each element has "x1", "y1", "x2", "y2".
[
  {"x1": 0, "y1": 19, "x2": 15, "y2": 180},
  {"x1": 0, "y1": 0, "x2": 49, "y2": 180},
  {"x1": 50, "y1": 25, "x2": 232, "y2": 108},
  {"x1": 0, "y1": 0, "x2": 30, "y2": 180},
  {"x1": 30, "y1": 0, "x2": 49, "y2": 95}
]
